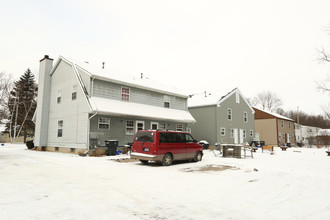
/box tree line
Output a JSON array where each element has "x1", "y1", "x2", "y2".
[{"x1": 0, "y1": 69, "x2": 37, "y2": 143}]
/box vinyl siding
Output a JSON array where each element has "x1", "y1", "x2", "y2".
[
  {"x1": 255, "y1": 118, "x2": 277, "y2": 145},
  {"x1": 189, "y1": 106, "x2": 217, "y2": 145},
  {"x1": 189, "y1": 90, "x2": 255, "y2": 146},
  {"x1": 93, "y1": 79, "x2": 187, "y2": 110},
  {"x1": 89, "y1": 115, "x2": 188, "y2": 146},
  {"x1": 47, "y1": 60, "x2": 90, "y2": 148}
]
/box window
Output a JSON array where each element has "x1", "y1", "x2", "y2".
[
  {"x1": 243, "y1": 130, "x2": 246, "y2": 138},
  {"x1": 136, "y1": 121, "x2": 145, "y2": 131},
  {"x1": 159, "y1": 123, "x2": 166, "y2": 130},
  {"x1": 185, "y1": 134, "x2": 194, "y2": 143},
  {"x1": 281, "y1": 120, "x2": 284, "y2": 128},
  {"x1": 250, "y1": 130, "x2": 254, "y2": 137},
  {"x1": 126, "y1": 120, "x2": 134, "y2": 135},
  {"x1": 57, "y1": 90, "x2": 62, "y2": 104},
  {"x1": 121, "y1": 87, "x2": 130, "y2": 101},
  {"x1": 72, "y1": 85, "x2": 77, "y2": 100},
  {"x1": 98, "y1": 118, "x2": 110, "y2": 130},
  {"x1": 151, "y1": 122, "x2": 158, "y2": 130},
  {"x1": 164, "y1": 95, "x2": 170, "y2": 108},
  {"x1": 227, "y1": 108, "x2": 232, "y2": 120},
  {"x1": 289, "y1": 122, "x2": 291, "y2": 128},
  {"x1": 57, "y1": 120, "x2": 63, "y2": 137},
  {"x1": 243, "y1": 112, "x2": 248, "y2": 123},
  {"x1": 176, "y1": 124, "x2": 183, "y2": 131},
  {"x1": 230, "y1": 129, "x2": 234, "y2": 138},
  {"x1": 220, "y1": 127, "x2": 225, "y2": 136},
  {"x1": 279, "y1": 133, "x2": 281, "y2": 141},
  {"x1": 135, "y1": 131, "x2": 155, "y2": 142}
]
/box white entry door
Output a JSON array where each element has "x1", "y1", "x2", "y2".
[
  {"x1": 136, "y1": 121, "x2": 145, "y2": 132},
  {"x1": 239, "y1": 129, "x2": 244, "y2": 144},
  {"x1": 234, "y1": 129, "x2": 239, "y2": 144}
]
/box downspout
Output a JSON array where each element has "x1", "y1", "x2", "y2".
[{"x1": 84, "y1": 112, "x2": 98, "y2": 155}]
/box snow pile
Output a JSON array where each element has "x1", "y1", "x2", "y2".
[{"x1": 0, "y1": 144, "x2": 329, "y2": 219}]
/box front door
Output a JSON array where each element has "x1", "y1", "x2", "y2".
[
  {"x1": 239, "y1": 129, "x2": 244, "y2": 144},
  {"x1": 234, "y1": 129, "x2": 238, "y2": 144}
]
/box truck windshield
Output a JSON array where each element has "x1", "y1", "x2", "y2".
[{"x1": 135, "y1": 132, "x2": 155, "y2": 142}]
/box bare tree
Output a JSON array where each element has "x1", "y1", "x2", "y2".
[
  {"x1": 255, "y1": 90, "x2": 283, "y2": 112},
  {"x1": 246, "y1": 97, "x2": 259, "y2": 107},
  {"x1": 317, "y1": 44, "x2": 330, "y2": 119},
  {"x1": 0, "y1": 72, "x2": 13, "y2": 120}
]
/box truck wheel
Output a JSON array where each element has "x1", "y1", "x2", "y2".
[{"x1": 162, "y1": 153, "x2": 173, "y2": 166}]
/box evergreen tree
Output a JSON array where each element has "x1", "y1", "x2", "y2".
[{"x1": 6, "y1": 69, "x2": 37, "y2": 143}]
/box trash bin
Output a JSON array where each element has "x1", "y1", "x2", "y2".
[
  {"x1": 260, "y1": 141, "x2": 265, "y2": 147},
  {"x1": 199, "y1": 140, "x2": 209, "y2": 149},
  {"x1": 105, "y1": 140, "x2": 118, "y2": 156}
]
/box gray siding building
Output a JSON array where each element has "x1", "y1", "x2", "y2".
[
  {"x1": 188, "y1": 88, "x2": 255, "y2": 146},
  {"x1": 34, "y1": 56, "x2": 195, "y2": 154}
]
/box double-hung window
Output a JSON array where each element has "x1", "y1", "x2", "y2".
[
  {"x1": 176, "y1": 124, "x2": 183, "y2": 131},
  {"x1": 220, "y1": 127, "x2": 226, "y2": 136},
  {"x1": 126, "y1": 120, "x2": 134, "y2": 135},
  {"x1": 227, "y1": 108, "x2": 232, "y2": 120},
  {"x1": 164, "y1": 95, "x2": 170, "y2": 108},
  {"x1": 121, "y1": 87, "x2": 130, "y2": 101},
  {"x1": 57, "y1": 120, "x2": 63, "y2": 137},
  {"x1": 72, "y1": 85, "x2": 77, "y2": 100},
  {"x1": 243, "y1": 112, "x2": 248, "y2": 123},
  {"x1": 98, "y1": 118, "x2": 110, "y2": 130},
  {"x1": 57, "y1": 90, "x2": 62, "y2": 104}
]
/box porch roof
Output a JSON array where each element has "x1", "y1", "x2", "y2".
[{"x1": 89, "y1": 97, "x2": 196, "y2": 124}]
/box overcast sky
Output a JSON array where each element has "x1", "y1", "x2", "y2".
[{"x1": 1, "y1": 0, "x2": 330, "y2": 115}]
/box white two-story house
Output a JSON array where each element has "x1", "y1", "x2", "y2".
[{"x1": 34, "y1": 55, "x2": 195, "y2": 154}]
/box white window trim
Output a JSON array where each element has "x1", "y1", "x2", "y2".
[
  {"x1": 220, "y1": 127, "x2": 226, "y2": 136},
  {"x1": 98, "y1": 117, "x2": 110, "y2": 130},
  {"x1": 126, "y1": 120, "x2": 134, "y2": 135},
  {"x1": 164, "y1": 95, "x2": 170, "y2": 108},
  {"x1": 243, "y1": 111, "x2": 248, "y2": 123},
  {"x1": 57, "y1": 90, "x2": 62, "y2": 104},
  {"x1": 72, "y1": 85, "x2": 77, "y2": 101},
  {"x1": 227, "y1": 108, "x2": 232, "y2": 121},
  {"x1": 150, "y1": 122, "x2": 159, "y2": 130},
  {"x1": 236, "y1": 91, "x2": 240, "y2": 103},
  {"x1": 57, "y1": 120, "x2": 63, "y2": 137},
  {"x1": 176, "y1": 124, "x2": 183, "y2": 131},
  {"x1": 121, "y1": 86, "x2": 130, "y2": 101},
  {"x1": 136, "y1": 120, "x2": 145, "y2": 132}
]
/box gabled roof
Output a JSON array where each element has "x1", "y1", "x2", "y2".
[
  {"x1": 48, "y1": 56, "x2": 195, "y2": 123},
  {"x1": 50, "y1": 56, "x2": 188, "y2": 98},
  {"x1": 188, "y1": 87, "x2": 255, "y2": 113},
  {"x1": 253, "y1": 107, "x2": 295, "y2": 122}
]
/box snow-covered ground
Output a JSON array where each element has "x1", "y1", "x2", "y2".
[{"x1": 1, "y1": 144, "x2": 329, "y2": 220}]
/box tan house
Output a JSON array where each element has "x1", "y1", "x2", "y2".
[{"x1": 253, "y1": 107, "x2": 295, "y2": 146}]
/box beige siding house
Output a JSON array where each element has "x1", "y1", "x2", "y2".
[{"x1": 253, "y1": 107, "x2": 295, "y2": 146}]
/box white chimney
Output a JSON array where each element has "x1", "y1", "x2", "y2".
[{"x1": 34, "y1": 55, "x2": 53, "y2": 147}]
